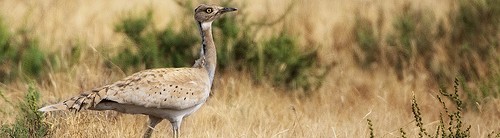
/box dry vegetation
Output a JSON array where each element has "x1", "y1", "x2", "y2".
[{"x1": 1, "y1": 0, "x2": 499, "y2": 137}]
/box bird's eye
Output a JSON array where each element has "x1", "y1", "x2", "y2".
[{"x1": 206, "y1": 8, "x2": 213, "y2": 13}]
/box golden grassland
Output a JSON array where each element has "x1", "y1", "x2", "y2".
[{"x1": 1, "y1": 0, "x2": 499, "y2": 137}]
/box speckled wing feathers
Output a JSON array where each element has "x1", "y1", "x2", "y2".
[{"x1": 104, "y1": 68, "x2": 211, "y2": 110}]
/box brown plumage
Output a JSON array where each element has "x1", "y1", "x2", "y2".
[{"x1": 39, "y1": 4, "x2": 237, "y2": 138}]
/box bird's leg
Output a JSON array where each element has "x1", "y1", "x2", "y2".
[
  {"x1": 170, "y1": 119, "x2": 182, "y2": 138},
  {"x1": 143, "y1": 116, "x2": 163, "y2": 138},
  {"x1": 173, "y1": 128, "x2": 178, "y2": 138}
]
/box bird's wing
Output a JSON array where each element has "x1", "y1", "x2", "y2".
[{"x1": 101, "y1": 68, "x2": 211, "y2": 110}]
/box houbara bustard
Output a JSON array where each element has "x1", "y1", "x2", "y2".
[{"x1": 39, "y1": 4, "x2": 237, "y2": 138}]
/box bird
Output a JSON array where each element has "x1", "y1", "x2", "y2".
[{"x1": 38, "y1": 4, "x2": 237, "y2": 138}]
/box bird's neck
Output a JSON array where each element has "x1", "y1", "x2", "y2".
[{"x1": 197, "y1": 21, "x2": 216, "y2": 84}]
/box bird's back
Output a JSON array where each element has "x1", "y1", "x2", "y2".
[{"x1": 103, "y1": 67, "x2": 211, "y2": 110}]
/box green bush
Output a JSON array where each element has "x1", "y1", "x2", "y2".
[
  {"x1": 367, "y1": 79, "x2": 500, "y2": 137},
  {"x1": 353, "y1": 0, "x2": 500, "y2": 78},
  {"x1": 1, "y1": 84, "x2": 49, "y2": 138},
  {"x1": 0, "y1": 17, "x2": 17, "y2": 82},
  {"x1": 260, "y1": 34, "x2": 321, "y2": 90},
  {"x1": 110, "y1": 1, "x2": 329, "y2": 91},
  {"x1": 0, "y1": 17, "x2": 50, "y2": 83},
  {"x1": 458, "y1": 71, "x2": 500, "y2": 111},
  {"x1": 446, "y1": 0, "x2": 500, "y2": 81},
  {"x1": 0, "y1": 18, "x2": 13, "y2": 61},
  {"x1": 353, "y1": 1, "x2": 500, "y2": 106},
  {"x1": 21, "y1": 39, "x2": 45, "y2": 78},
  {"x1": 388, "y1": 3, "x2": 436, "y2": 79},
  {"x1": 408, "y1": 79, "x2": 472, "y2": 137},
  {"x1": 353, "y1": 12, "x2": 379, "y2": 69},
  {"x1": 354, "y1": 3, "x2": 436, "y2": 77},
  {"x1": 111, "y1": 9, "x2": 198, "y2": 73}
]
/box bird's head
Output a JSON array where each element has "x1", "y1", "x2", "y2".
[{"x1": 194, "y1": 4, "x2": 237, "y2": 30}]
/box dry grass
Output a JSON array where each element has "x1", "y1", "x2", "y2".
[{"x1": 1, "y1": 0, "x2": 500, "y2": 137}]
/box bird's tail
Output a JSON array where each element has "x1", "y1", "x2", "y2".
[{"x1": 38, "y1": 87, "x2": 107, "y2": 112}]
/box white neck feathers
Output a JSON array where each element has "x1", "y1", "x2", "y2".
[{"x1": 201, "y1": 21, "x2": 213, "y2": 31}]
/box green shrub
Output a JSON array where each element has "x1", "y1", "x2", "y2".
[
  {"x1": 111, "y1": 1, "x2": 329, "y2": 91},
  {"x1": 353, "y1": 12, "x2": 379, "y2": 69},
  {"x1": 111, "y1": 9, "x2": 198, "y2": 73},
  {"x1": 367, "y1": 78, "x2": 500, "y2": 137},
  {"x1": 446, "y1": 0, "x2": 500, "y2": 81},
  {"x1": 0, "y1": 17, "x2": 17, "y2": 82},
  {"x1": 388, "y1": 3, "x2": 436, "y2": 79},
  {"x1": 353, "y1": 1, "x2": 500, "y2": 107},
  {"x1": 458, "y1": 70, "x2": 500, "y2": 111},
  {"x1": 21, "y1": 39, "x2": 45, "y2": 78},
  {"x1": 388, "y1": 3, "x2": 435, "y2": 60},
  {"x1": 354, "y1": 3, "x2": 436, "y2": 77},
  {"x1": 1, "y1": 83, "x2": 49, "y2": 138},
  {"x1": 259, "y1": 34, "x2": 321, "y2": 90},
  {"x1": 0, "y1": 17, "x2": 13, "y2": 62},
  {"x1": 69, "y1": 43, "x2": 82, "y2": 66},
  {"x1": 0, "y1": 17, "x2": 50, "y2": 83}
]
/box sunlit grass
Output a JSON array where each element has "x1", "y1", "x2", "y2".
[{"x1": 0, "y1": 0, "x2": 499, "y2": 137}]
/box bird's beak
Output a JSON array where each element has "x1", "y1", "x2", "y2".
[{"x1": 220, "y1": 7, "x2": 238, "y2": 13}]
